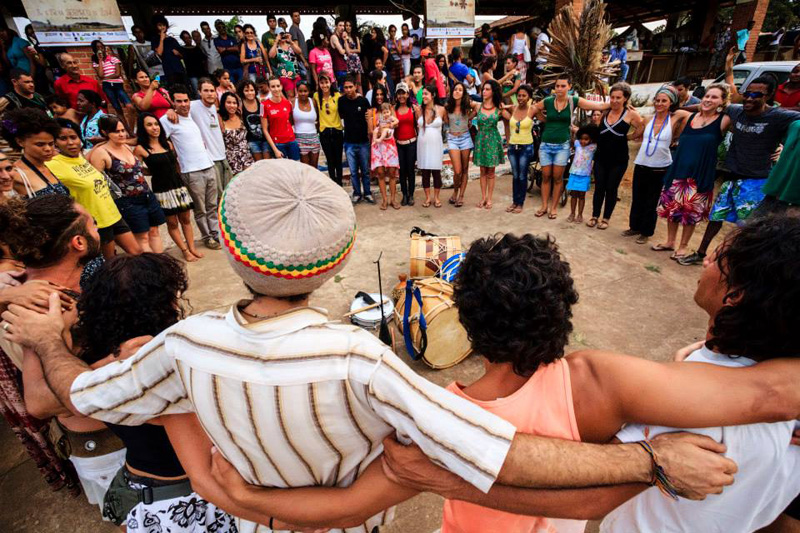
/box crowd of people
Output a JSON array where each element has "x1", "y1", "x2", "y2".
[{"x1": 0, "y1": 10, "x2": 800, "y2": 533}]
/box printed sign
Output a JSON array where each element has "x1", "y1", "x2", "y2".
[
  {"x1": 22, "y1": 0, "x2": 129, "y2": 47},
  {"x1": 426, "y1": 0, "x2": 475, "y2": 38}
]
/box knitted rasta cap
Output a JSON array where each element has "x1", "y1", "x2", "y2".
[{"x1": 219, "y1": 159, "x2": 356, "y2": 297}]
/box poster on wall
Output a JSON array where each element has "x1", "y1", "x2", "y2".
[
  {"x1": 426, "y1": 0, "x2": 475, "y2": 38},
  {"x1": 21, "y1": 0, "x2": 129, "y2": 47}
]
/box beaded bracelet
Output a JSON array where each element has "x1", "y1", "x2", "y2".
[{"x1": 636, "y1": 439, "x2": 680, "y2": 501}]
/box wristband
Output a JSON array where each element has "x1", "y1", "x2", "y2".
[{"x1": 636, "y1": 439, "x2": 679, "y2": 500}]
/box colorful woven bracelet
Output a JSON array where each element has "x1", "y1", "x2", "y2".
[{"x1": 636, "y1": 439, "x2": 680, "y2": 501}]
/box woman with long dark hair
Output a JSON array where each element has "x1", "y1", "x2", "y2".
[
  {"x1": 343, "y1": 20, "x2": 363, "y2": 91},
  {"x1": 218, "y1": 92, "x2": 255, "y2": 174},
  {"x1": 473, "y1": 79, "x2": 504, "y2": 209},
  {"x1": 237, "y1": 79, "x2": 269, "y2": 160},
  {"x1": 394, "y1": 83, "x2": 418, "y2": 205},
  {"x1": 90, "y1": 40, "x2": 133, "y2": 131},
  {"x1": 501, "y1": 84, "x2": 537, "y2": 213},
  {"x1": 131, "y1": 68, "x2": 174, "y2": 119},
  {"x1": 313, "y1": 73, "x2": 344, "y2": 184},
  {"x1": 293, "y1": 81, "x2": 321, "y2": 169},
  {"x1": 74, "y1": 254, "x2": 236, "y2": 533},
  {"x1": 416, "y1": 85, "x2": 446, "y2": 207},
  {"x1": 370, "y1": 27, "x2": 389, "y2": 72},
  {"x1": 90, "y1": 115, "x2": 166, "y2": 253},
  {"x1": 444, "y1": 82, "x2": 479, "y2": 207}
]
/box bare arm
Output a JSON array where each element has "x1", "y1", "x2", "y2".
[
  {"x1": 155, "y1": 33, "x2": 166, "y2": 57},
  {"x1": 725, "y1": 47, "x2": 742, "y2": 103},
  {"x1": 567, "y1": 349, "x2": 800, "y2": 444},
  {"x1": 207, "y1": 449, "x2": 417, "y2": 528},
  {"x1": 578, "y1": 97, "x2": 612, "y2": 111},
  {"x1": 22, "y1": 348, "x2": 71, "y2": 418},
  {"x1": 260, "y1": 117, "x2": 283, "y2": 158}
]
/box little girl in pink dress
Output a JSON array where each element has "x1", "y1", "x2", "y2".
[{"x1": 370, "y1": 102, "x2": 401, "y2": 210}]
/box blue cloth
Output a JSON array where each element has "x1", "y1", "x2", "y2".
[
  {"x1": 7, "y1": 37, "x2": 32, "y2": 73},
  {"x1": 610, "y1": 46, "x2": 627, "y2": 64},
  {"x1": 449, "y1": 62, "x2": 470, "y2": 83},
  {"x1": 344, "y1": 142, "x2": 371, "y2": 197},
  {"x1": 508, "y1": 144, "x2": 534, "y2": 205},
  {"x1": 736, "y1": 29, "x2": 750, "y2": 51},
  {"x1": 539, "y1": 141, "x2": 571, "y2": 167},
  {"x1": 151, "y1": 36, "x2": 185, "y2": 76},
  {"x1": 567, "y1": 173, "x2": 591, "y2": 192},
  {"x1": 709, "y1": 178, "x2": 767, "y2": 223},
  {"x1": 214, "y1": 36, "x2": 242, "y2": 71},
  {"x1": 80, "y1": 110, "x2": 106, "y2": 150},
  {"x1": 275, "y1": 141, "x2": 301, "y2": 161}
]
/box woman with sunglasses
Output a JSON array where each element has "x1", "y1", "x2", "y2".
[
  {"x1": 444, "y1": 82, "x2": 479, "y2": 207},
  {"x1": 239, "y1": 24, "x2": 270, "y2": 82},
  {"x1": 237, "y1": 79, "x2": 269, "y2": 161},
  {"x1": 313, "y1": 73, "x2": 344, "y2": 184},
  {"x1": 501, "y1": 84, "x2": 536, "y2": 213}
]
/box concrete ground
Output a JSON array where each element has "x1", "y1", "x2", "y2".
[{"x1": 0, "y1": 150, "x2": 726, "y2": 532}]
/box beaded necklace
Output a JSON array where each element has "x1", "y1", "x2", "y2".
[{"x1": 645, "y1": 113, "x2": 670, "y2": 158}]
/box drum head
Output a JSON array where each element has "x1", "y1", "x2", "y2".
[
  {"x1": 350, "y1": 293, "x2": 394, "y2": 330},
  {"x1": 422, "y1": 305, "x2": 472, "y2": 369}
]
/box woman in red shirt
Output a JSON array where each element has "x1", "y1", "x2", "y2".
[
  {"x1": 394, "y1": 82, "x2": 418, "y2": 206},
  {"x1": 260, "y1": 76, "x2": 300, "y2": 160},
  {"x1": 131, "y1": 69, "x2": 174, "y2": 119}
]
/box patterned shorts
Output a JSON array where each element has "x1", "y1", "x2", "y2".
[
  {"x1": 657, "y1": 177, "x2": 712, "y2": 226},
  {"x1": 709, "y1": 178, "x2": 767, "y2": 224},
  {"x1": 296, "y1": 132, "x2": 321, "y2": 155}
]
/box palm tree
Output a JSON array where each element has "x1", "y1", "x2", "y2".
[{"x1": 540, "y1": 0, "x2": 618, "y2": 96}]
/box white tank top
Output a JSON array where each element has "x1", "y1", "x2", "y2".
[
  {"x1": 510, "y1": 35, "x2": 527, "y2": 55},
  {"x1": 292, "y1": 99, "x2": 318, "y2": 135},
  {"x1": 634, "y1": 114, "x2": 673, "y2": 168}
]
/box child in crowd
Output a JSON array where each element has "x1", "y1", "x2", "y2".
[
  {"x1": 256, "y1": 77, "x2": 270, "y2": 101},
  {"x1": 371, "y1": 101, "x2": 400, "y2": 209},
  {"x1": 566, "y1": 124, "x2": 599, "y2": 223}
]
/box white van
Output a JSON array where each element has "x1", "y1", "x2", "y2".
[{"x1": 713, "y1": 61, "x2": 797, "y2": 91}]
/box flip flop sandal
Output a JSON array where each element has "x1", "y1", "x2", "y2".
[
  {"x1": 597, "y1": 220, "x2": 609, "y2": 229},
  {"x1": 449, "y1": 197, "x2": 456, "y2": 205},
  {"x1": 455, "y1": 200, "x2": 464, "y2": 208},
  {"x1": 586, "y1": 217, "x2": 598, "y2": 227},
  {"x1": 548, "y1": 213, "x2": 558, "y2": 220},
  {"x1": 434, "y1": 201, "x2": 442, "y2": 208},
  {"x1": 535, "y1": 209, "x2": 547, "y2": 217},
  {"x1": 651, "y1": 244, "x2": 675, "y2": 252}
]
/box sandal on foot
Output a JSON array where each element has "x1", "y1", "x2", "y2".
[
  {"x1": 597, "y1": 220, "x2": 609, "y2": 229},
  {"x1": 485, "y1": 202, "x2": 493, "y2": 210},
  {"x1": 535, "y1": 208, "x2": 547, "y2": 217},
  {"x1": 575, "y1": 215, "x2": 583, "y2": 223},
  {"x1": 448, "y1": 196, "x2": 456, "y2": 205},
  {"x1": 635, "y1": 235, "x2": 649, "y2": 245},
  {"x1": 476, "y1": 200, "x2": 486, "y2": 208},
  {"x1": 422, "y1": 200, "x2": 431, "y2": 208},
  {"x1": 455, "y1": 199, "x2": 464, "y2": 208},
  {"x1": 586, "y1": 217, "x2": 598, "y2": 227},
  {"x1": 512, "y1": 206, "x2": 523, "y2": 214},
  {"x1": 506, "y1": 204, "x2": 516, "y2": 212},
  {"x1": 434, "y1": 200, "x2": 442, "y2": 208},
  {"x1": 566, "y1": 213, "x2": 575, "y2": 222},
  {"x1": 670, "y1": 252, "x2": 687, "y2": 261},
  {"x1": 380, "y1": 203, "x2": 388, "y2": 211},
  {"x1": 651, "y1": 243, "x2": 675, "y2": 252},
  {"x1": 548, "y1": 212, "x2": 558, "y2": 220},
  {"x1": 392, "y1": 201, "x2": 401, "y2": 210}
]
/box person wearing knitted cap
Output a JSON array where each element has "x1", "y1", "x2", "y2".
[
  {"x1": 622, "y1": 85, "x2": 690, "y2": 244},
  {"x1": 3, "y1": 160, "x2": 748, "y2": 531}
]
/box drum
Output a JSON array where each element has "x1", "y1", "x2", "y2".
[
  {"x1": 409, "y1": 234, "x2": 462, "y2": 279},
  {"x1": 438, "y1": 252, "x2": 465, "y2": 283},
  {"x1": 350, "y1": 293, "x2": 394, "y2": 330},
  {"x1": 393, "y1": 278, "x2": 472, "y2": 369}
]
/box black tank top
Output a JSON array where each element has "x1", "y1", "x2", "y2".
[
  {"x1": 107, "y1": 423, "x2": 185, "y2": 477},
  {"x1": 596, "y1": 109, "x2": 631, "y2": 165}
]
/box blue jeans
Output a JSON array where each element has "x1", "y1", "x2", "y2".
[
  {"x1": 508, "y1": 144, "x2": 534, "y2": 206},
  {"x1": 344, "y1": 142, "x2": 371, "y2": 197},
  {"x1": 618, "y1": 63, "x2": 629, "y2": 81},
  {"x1": 275, "y1": 141, "x2": 301, "y2": 161},
  {"x1": 102, "y1": 82, "x2": 131, "y2": 111}
]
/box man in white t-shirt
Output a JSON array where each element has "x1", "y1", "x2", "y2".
[
  {"x1": 160, "y1": 85, "x2": 221, "y2": 249},
  {"x1": 187, "y1": 78, "x2": 232, "y2": 195},
  {"x1": 532, "y1": 27, "x2": 550, "y2": 71},
  {"x1": 601, "y1": 215, "x2": 800, "y2": 533},
  {"x1": 410, "y1": 15, "x2": 424, "y2": 68}
]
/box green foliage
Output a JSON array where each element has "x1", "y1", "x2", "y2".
[
  {"x1": 225, "y1": 16, "x2": 243, "y2": 36},
  {"x1": 762, "y1": 0, "x2": 800, "y2": 32},
  {"x1": 645, "y1": 264, "x2": 661, "y2": 274}
]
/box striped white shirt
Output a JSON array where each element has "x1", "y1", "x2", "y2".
[{"x1": 70, "y1": 304, "x2": 516, "y2": 533}]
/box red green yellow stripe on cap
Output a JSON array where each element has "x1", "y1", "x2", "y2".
[{"x1": 218, "y1": 196, "x2": 356, "y2": 279}]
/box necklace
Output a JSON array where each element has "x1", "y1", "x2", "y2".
[
  {"x1": 694, "y1": 112, "x2": 715, "y2": 128},
  {"x1": 239, "y1": 306, "x2": 276, "y2": 320},
  {"x1": 645, "y1": 113, "x2": 669, "y2": 157}
]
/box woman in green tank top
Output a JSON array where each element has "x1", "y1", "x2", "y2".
[{"x1": 531, "y1": 74, "x2": 610, "y2": 219}]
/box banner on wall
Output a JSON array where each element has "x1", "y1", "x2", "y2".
[
  {"x1": 21, "y1": 0, "x2": 129, "y2": 47},
  {"x1": 426, "y1": 0, "x2": 475, "y2": 38}
]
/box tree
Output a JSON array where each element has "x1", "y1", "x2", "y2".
[
  {"x1": 225, "y1": 16, "x2": 243, "y2": 36},
  {"x1": 762, "y1": 0, "x2": 800, "y2": 32}
]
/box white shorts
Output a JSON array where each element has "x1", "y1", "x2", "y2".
[{"x1": 70, "y1": 448, "x2": 127, "y2": 510}]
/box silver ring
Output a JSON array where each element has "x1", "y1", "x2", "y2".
[{"x1": 2, "y1": 323, "x2": 9, "y2": 332}]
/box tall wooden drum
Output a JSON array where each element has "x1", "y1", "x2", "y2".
[{"x1": 394, "y1": 278, "x2": 472, "y2": 369}]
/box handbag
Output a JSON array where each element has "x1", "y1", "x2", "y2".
[{"x1": 523, "y1": 43, "x2": 532, "y2": 63}]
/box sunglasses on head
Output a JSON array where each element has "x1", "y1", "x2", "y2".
[
  {"x1": 325, "y1": 102, "x2": 330, "y2": 114},
  {"x1": 515, "y1": 120, "x2": 521, "y2": 134},
  {"x1": 743, "y1": 91, "x2": 765, "y2": 99}
]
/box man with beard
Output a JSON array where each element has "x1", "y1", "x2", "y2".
[{"x1": 0, "y1": 194, "x2": 126, "y2": 516}]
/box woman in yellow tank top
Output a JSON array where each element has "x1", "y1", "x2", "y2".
[{"x1": 502, "y1": 84, "x2": 536, "y2": 213}]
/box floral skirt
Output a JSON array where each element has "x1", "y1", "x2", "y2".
[
  {"x1": 126, "y1": 492, "x2": 237, "y2": 533},
  {"x1": 347, "y1": 53, "x2": 363, "y2": 74},
  {"x1": 473, "y1": 128, "x2": 505, "y2": 168},
  {"x1": 657, "y1": 177, "x2": 712, "y2": 226},
  {"x1": 371, "y1": 137, "x2": 399, "y2": 169}
]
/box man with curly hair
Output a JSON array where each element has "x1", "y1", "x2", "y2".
[
  {"x1": 377, "y1": 220, "x2": 800, "y2": 532},
  {"x1": 0, "y1": 194, "x2": 127, "y2": 516}
]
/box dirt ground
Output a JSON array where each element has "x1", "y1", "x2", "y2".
[{"x1": 0, "y1": 155, "x2": 726, "y2": 533}]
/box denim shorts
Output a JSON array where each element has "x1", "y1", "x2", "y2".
[
  {"x1": 447, "y1": 132, "x2": 474, "y2": 151},
  {"x1": 115, "y1": 193, "x2": 166, "y2": 234},
  {"x1": 539, "y1": 141, "x2": 571, "y2": 167},
  {"x1": 275, "y1": 141, "x2": 301, "y2": 161},
  {"x1": 248, "y1": 140, "x2": 270, "y2": 155}
]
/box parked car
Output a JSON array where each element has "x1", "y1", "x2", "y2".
[{"x1": 713, "y1": 61, "x2": 796, "y2": 91}]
